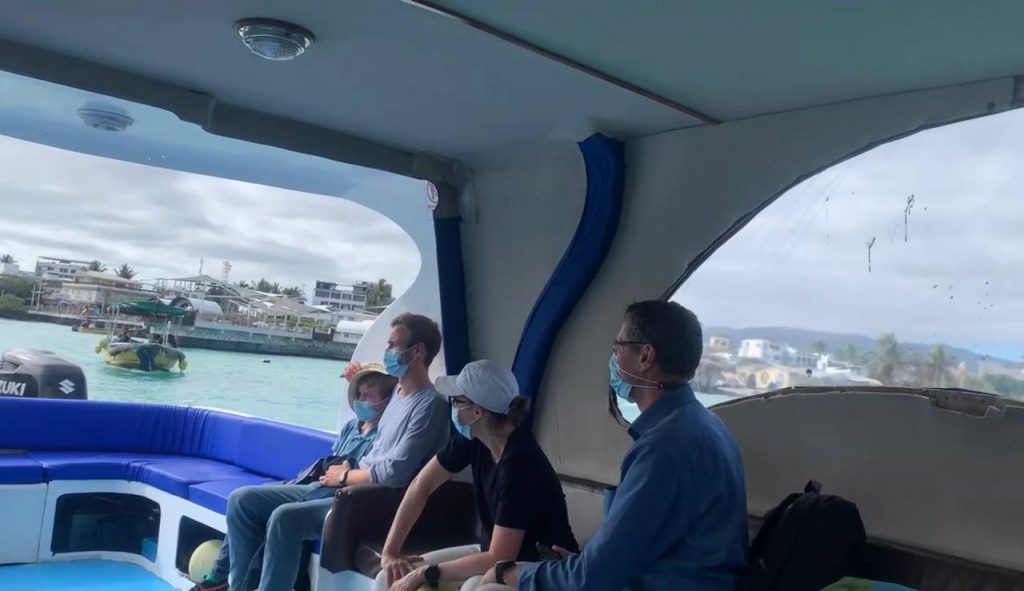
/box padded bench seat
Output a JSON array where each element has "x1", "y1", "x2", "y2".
[
  {"x1": 0, "y1": 455, "x2": 45, "y2": 484},
  {"x1": 0, "y1": 398, "x2": 336, "y2": 519},
  {"x1": 189, "y1": 476, "x2": 276, "y2": 514},
  {"x1": 24, "y1": 451, "x2": 255, "y2": 498}
]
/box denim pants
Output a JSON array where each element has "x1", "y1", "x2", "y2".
[{"x1": 225, "y1": 483, "x2": 334, "y2": 591}]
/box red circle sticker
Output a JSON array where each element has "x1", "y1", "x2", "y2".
[{"x1": 426, "y1": 182, "x2": 439, "y2": 211}]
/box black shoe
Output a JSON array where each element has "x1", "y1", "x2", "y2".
[{"x1": 188, "y1": 578, "x2": 228, "y2": 591}]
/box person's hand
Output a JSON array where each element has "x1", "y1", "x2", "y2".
[
  {"x1": 342, "y1": 361, "x2": 363, "y2": 380},
  {"x1": 389, "y1": 566, "x2": 426, "y2": 591},
  {"x1": 480, "y1": 566, "x2": 498, "y2": 585},
  {"x1": 381, "y1": 554, "x2": 422, "y2": 588},
  {"x1": 319, "y1": 465, "x2": 346, "y2": 487}
]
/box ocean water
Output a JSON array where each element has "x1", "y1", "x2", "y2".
[{"x1": 0, "y1": 318, "x2": 347, "y2": 431}]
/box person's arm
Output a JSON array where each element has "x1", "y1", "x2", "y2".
[
  {"x1": 515, "y1": 443, "x2": 686, "y2": 591},
  {"x1": 381, "y1": 457, "x2": 454, "y2": 585},
  {"x1": 331, "y1": 420, "x2": 357, "y2": 456},
  {"x1": 437, "y1": 525, "x2": 524, "y2": 580},
  {"x1": 361, "y1": 396, "x2": 449, "y2": 486}
]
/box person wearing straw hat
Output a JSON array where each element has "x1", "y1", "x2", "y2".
[
  {"x1": 192, "y1": 364, "x2": 396, "y2": 591},
  {"x1": 378, "y1": 360, "x2": 578, "y2": 591}
]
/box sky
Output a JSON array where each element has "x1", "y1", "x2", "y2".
[
  {"x1": 0, "y1": 135, "x2": 420, "y2": 295},
  {"x1": 675, "y1": 107, "x2": 1024, "y2": 361},
  {"x1": 1, "y1": 105, "x2": 1021, "y2": 361}
]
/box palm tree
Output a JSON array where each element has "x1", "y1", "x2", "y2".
[
  {"x1": 281, "y1": 286, "x2": 304, "y2": 298},
  {"x1": 871, "y1": 333, "x2": 902, "y2": 385},
  {"x1": 87, "y1": 260, "x2": 107, "y2": 272},
  {"x1": 236, "y1": 280, "x2": 251, "y2": 289},
  {"x1": 926, "y1": 345, "x2": 955, "y2": 388},
  {"x1": 366, "y1": 278, "x2": 394, "y2": 308},
  {"x1": 114, "y1": 264, "x2": 137, "y2": 280},
  {"x1": 0, "y1": 254, "x2": 15, "y2": 264},
  {"x1": 255, "y1": 278, "x2": 280, "y2": 294}
]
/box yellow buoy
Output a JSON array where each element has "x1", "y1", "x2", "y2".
[{"x1": 188, "y1": 539, "x2": 223, "y2": 583}]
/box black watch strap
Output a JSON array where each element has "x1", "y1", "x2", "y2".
[
  {"x1": 339, "y1": 469, "x2": 350, "y2": 487},
  {"x1": 495, "y1": 560, "x2": 515, "y2": 585},
  {"x1": 423, "y1": 564, "x2": 441, "y2": 588}
]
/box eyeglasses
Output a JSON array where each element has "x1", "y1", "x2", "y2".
[{"x1": 612, "y1": 340, "x2": 650, "y2": 354}]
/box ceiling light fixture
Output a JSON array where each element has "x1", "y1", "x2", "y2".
[
  {"x1": 77, "y1": 108, "x2": 133, "y2": 132},
  {"x1": 236, "y1": 18, "x2": 314, "y2": 61}
]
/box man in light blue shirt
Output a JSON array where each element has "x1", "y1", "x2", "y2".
[
  {"x1": 222, "y1": 313, "x2": 450, "y2": 591},
  {"x1": 486, "y1": 301, "x2": 748, "y2": 591}
]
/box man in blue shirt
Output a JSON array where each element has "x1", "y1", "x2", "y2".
[{"x1": 485, "y1": 301, "x2": 748, "y2": 591}]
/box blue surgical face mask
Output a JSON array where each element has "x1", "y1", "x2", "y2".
[
  {"x1": 353, "y1": 398, "x2": 387, "y2": 423},
  {"x1": 383, "y1": 346, "x2": 413, "y2": 378},
  {"x1": 451, "y1": 406, "x2": 480, "y2": 439},
  {"x1": 609, "y1": 354, "x2": 634, "y2": 402}
]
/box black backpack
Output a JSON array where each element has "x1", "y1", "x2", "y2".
[{"x1": 738, "y1": 480, "x2": 867, "y2": 591}]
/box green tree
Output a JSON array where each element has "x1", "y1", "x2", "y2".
[
  {"x1": 255, "y1": 278, "x2": 281, "y2": 294},
  {"x1": 0, "y1": 293, "x2": 26, "y2": 312},
  {"x1": 114, "y1": 264, "x2": 137, "y2": 280},
  {"x1": 87, "y1": 260, "x2": 107, "y2": 272},
  {"x1": 809, "y1": 340, "x2": 828, "y2": 355},
  {"x1": 0, "y1": 254, "x2": 15, "y2": 264},
  {"x1": 235, "y1": 280, "x2": 251, "y2": 289},
  {"x1": 0, "y1": 276, "x2": 34, "y2": 299},
  {"x1": 925, "y1": 345, "x2": 954, "y2": 387},
  {"x1": 281, "y1": 286, "x2": 304, "y2": 298},
  {"x1": 871, "y1": 333, "x2": 902, "y2": 385},
  {"x1": 366, "y1": 278, "x2": 394, "y2": 308},
  {"x1": 984, "y1": 374, "x2": 1024, "y2": 399}
]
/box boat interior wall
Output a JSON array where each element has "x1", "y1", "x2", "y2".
[
  {"x1": 512, "y1": 134, "x2": 624, "y2": 423},
  {"x1": 715, "y1": 390, "x2": 1024, "y2": 574},
  {"x1": 527, "y1": 77, "x2": 1019, "y2": 484},
  {"x1": 459, "y1": 142, "x2": 587, "y2": 366}
]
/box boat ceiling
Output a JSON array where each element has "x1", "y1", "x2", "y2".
[{"x1": 0, "y1": 1, "x2": 1023, "y2": 168}]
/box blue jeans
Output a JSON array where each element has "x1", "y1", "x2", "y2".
[{"x1": 225, "y1": 483, "x2": 334, "y2": 591}]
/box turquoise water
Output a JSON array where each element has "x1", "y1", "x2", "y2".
[
  {"x1": 0, "y1": 559, "x2": 175, "y2": 591},
  {"x1": 0, "y1": 318, "x2": 347, "y2": 431}
]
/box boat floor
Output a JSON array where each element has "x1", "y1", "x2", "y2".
[{"x1": 0, "y1": 559, "x2": 176, "y2": 590}]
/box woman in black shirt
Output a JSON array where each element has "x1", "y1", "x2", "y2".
[{"x1": 380, "y1": 360, "x2": 578, "y2": 591}]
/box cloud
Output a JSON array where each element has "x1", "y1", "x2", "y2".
[
  {"x1": 0, "y1": 134, "x2": 419, "y2": 294},
  {"x1": 674, "y1": 108, "x2": 1024, "y2": 358}
]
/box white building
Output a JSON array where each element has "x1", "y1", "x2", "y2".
[
  {"x1": 35, "y1": 256, "x2": 92, "y2": 281},
  {"x1": 1, "y1": 262, "x2": 20, "y2": 276},
  {"x1": 739, "y1": 339, "x2": 785, "y2": 364},
  {"x1": 60, "y1": 271, "x2": 151, "y2": 306},
  {"x1": 310, "y1": 280, "x2": 369, "y2": 313}
]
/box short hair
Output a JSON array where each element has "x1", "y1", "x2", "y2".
[
  {"x1": 622, "y1": 300, "x2": 703, "y2": 380},
  {"x1": 357, "y1": 372, "x2": 398, "y2": 399},
  {"x1": 391, "y1": 313, "x2": 442, "y2": 366}
]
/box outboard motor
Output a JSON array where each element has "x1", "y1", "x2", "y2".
[{"x1": 0, "y1": 349, "x2": 87, "y2": 399}]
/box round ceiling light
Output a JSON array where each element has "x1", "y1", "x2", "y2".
[
  {"x1": 77, "y1": 108, "x2": 133, "y2": 132},
  {"x1": 236, "y1": 18, "x2": 314, "y2": 61}
]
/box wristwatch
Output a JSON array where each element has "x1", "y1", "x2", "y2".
[
  {"x1": 495, "y1": 560, "x2": 515, "y2": 585},
  {"x1": 423, "y1": 564, "x2": 441, "y2": 588}
]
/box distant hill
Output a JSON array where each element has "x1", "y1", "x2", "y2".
[{"x1": 705, "y1": 325, "x2": 1017, "y2": 372}]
